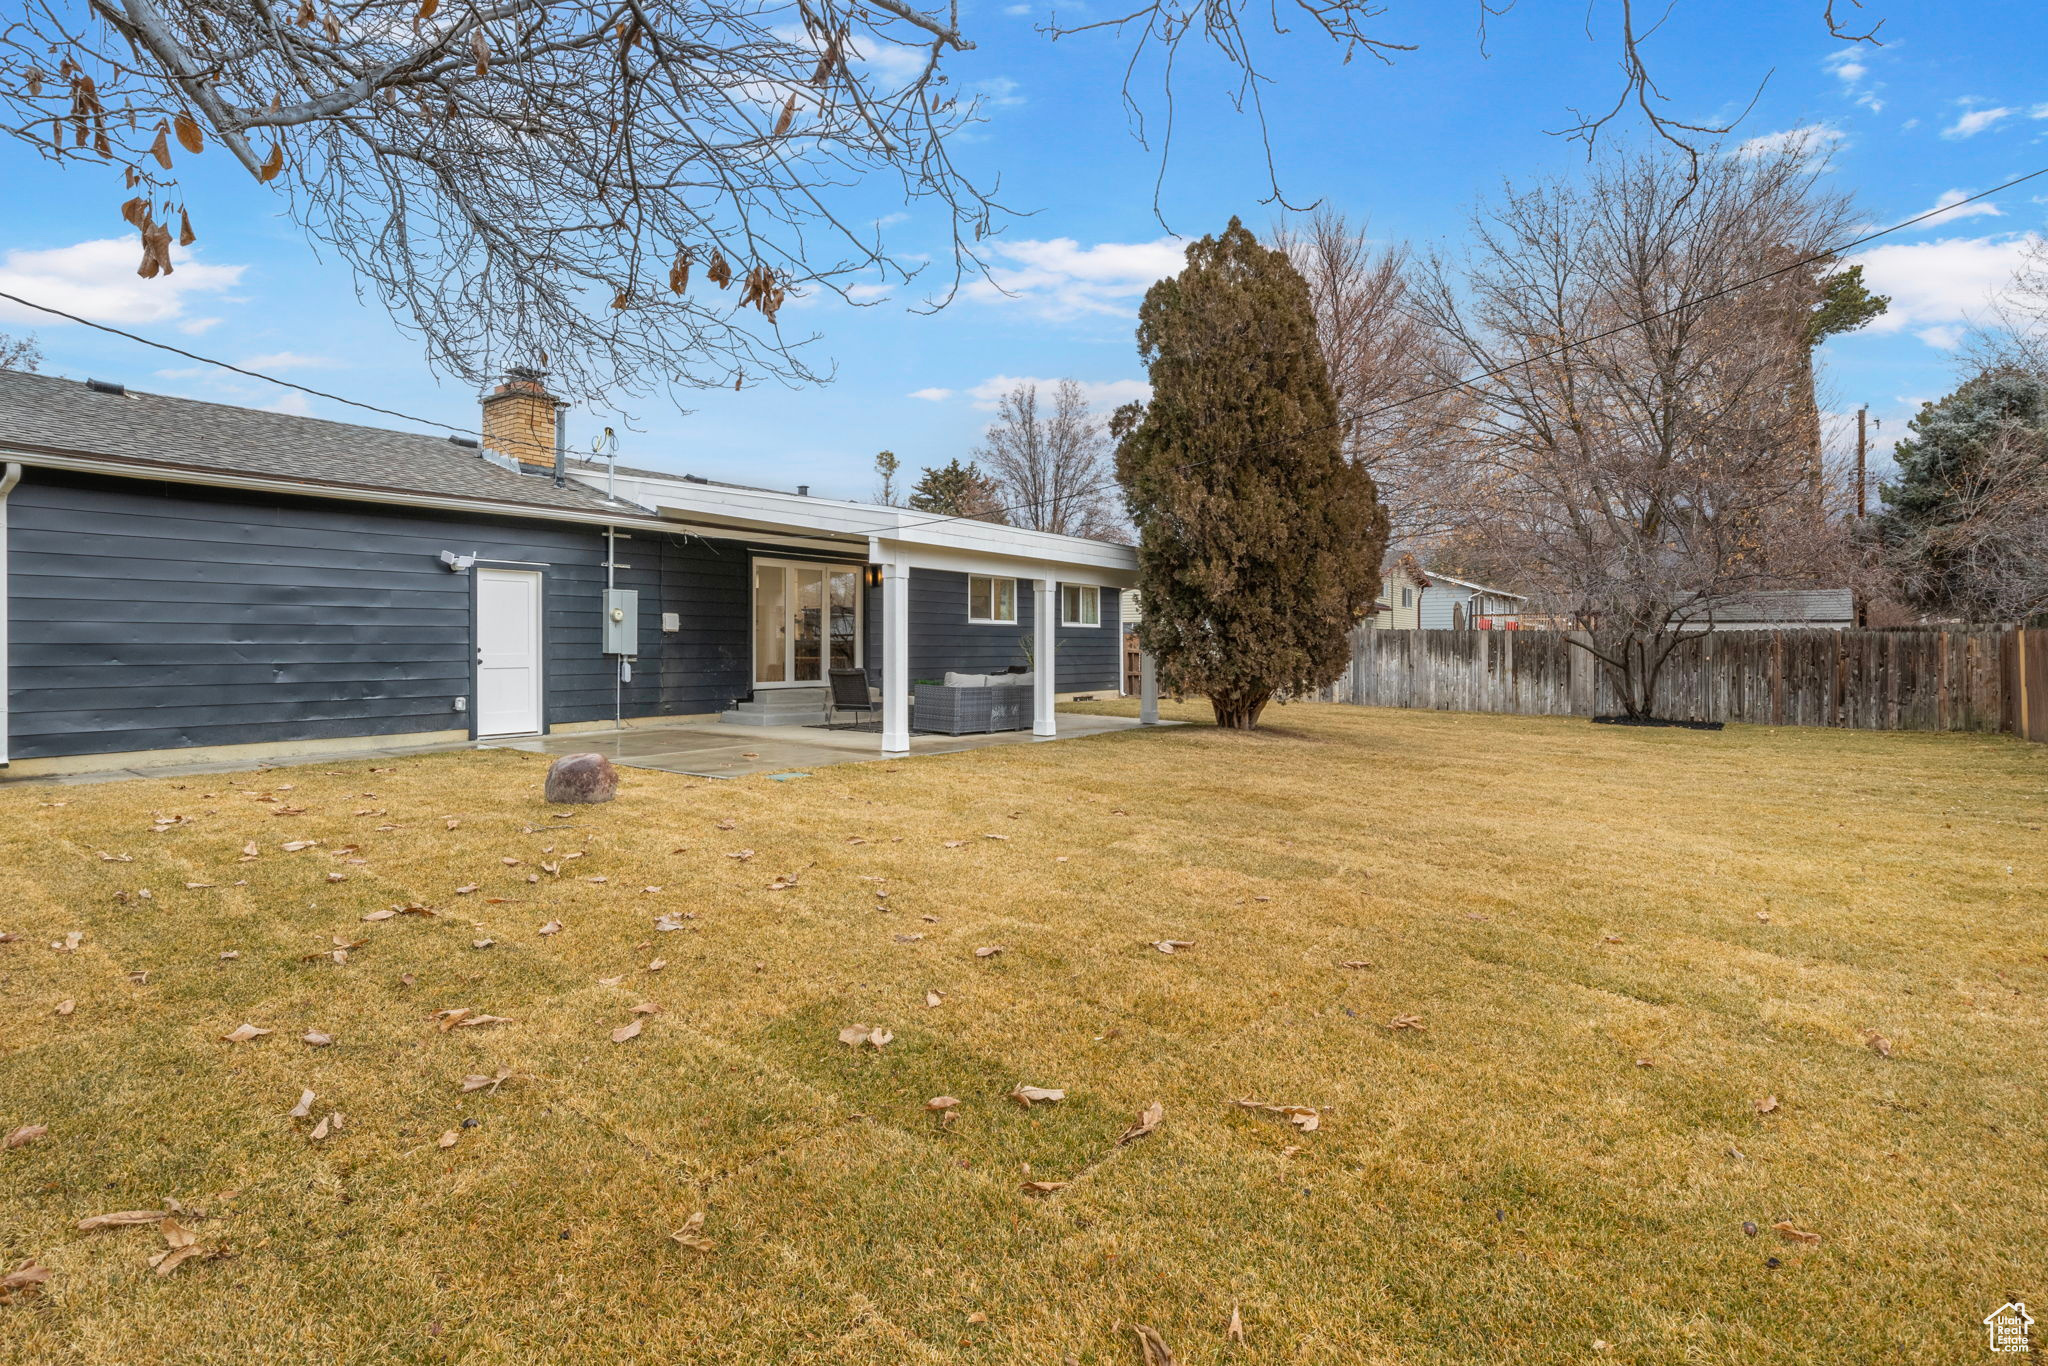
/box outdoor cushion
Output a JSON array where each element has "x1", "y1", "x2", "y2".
[{"x1": 944, "y1": 671, "x2": 990, "y2": 687}]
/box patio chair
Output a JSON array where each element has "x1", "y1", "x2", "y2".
[{"x1": 827, "y1": 669, "x2": 878, "y2": 731}]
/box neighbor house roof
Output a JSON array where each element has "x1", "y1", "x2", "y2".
[
  {"x1": 0, "y1": 368, "x2": 641, "y2": 520},
  {"x1": 1690, "y1": 588, "x2": 1856, "y2": 627},
  {"x1": 1418, "y1": 569, "x2": 1526, "y2": 602}
]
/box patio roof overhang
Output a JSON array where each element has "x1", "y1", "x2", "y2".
[{"x1": 593, "y1": 470, "x2": 1140, "y2": 588}]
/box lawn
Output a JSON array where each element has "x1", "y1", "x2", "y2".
[{"x1": 1, "y1": 701, "x2": 2043, "y2": 1364}]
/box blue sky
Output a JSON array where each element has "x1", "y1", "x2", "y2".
[{"x1": 2, "y1": 0, "x2": 2044, "y2": 500}]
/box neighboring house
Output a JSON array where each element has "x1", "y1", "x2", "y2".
[
  {"x1": 0, "y1": 369, "x2": 1135, "y2": 777},
  {"x1": 1374, "y1": 560, "x2": 1525, "y2": 630},
  {"x1": 1675, "y1": 588, "x2": 1859, "y2": 631}
]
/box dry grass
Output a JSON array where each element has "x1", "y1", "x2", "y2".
[{"x1": 1, "y1": 701, "x2": 2043, "y2": 1364}]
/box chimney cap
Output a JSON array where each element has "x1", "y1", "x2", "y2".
[{"x1": 504, "y1": 363, "x2": 548, "y2": 382}]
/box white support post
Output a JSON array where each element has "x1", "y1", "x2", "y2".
[
  {"x1": 1033, "y1": 578, "x2": 1057, "y2": 737},
  {"x1": 1139, "y1": 650, "x2": 1160, "y2": 725},
  {"x1": 881, "y1": 559, "x2": 912, "y2": 754}
]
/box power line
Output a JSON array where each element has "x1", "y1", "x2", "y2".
[
  {"x1": 883, "y1": 164, "x2": 2048, "y2": 537},
  {"x1": 0, "y1": 288, "x2": 468, "y2": 434},
  {"x1": 4, "y1": 165, "x2": 2040, "y2": 528}
]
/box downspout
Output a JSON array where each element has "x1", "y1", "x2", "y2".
[
  {"x1": 552, "y1": 405, "x2": 567, "y2": 487},
  {"x1": 607, "y1": 524, "x2": 622, "y2": 727},
  {"x1": 0, "y1": 462, "x2": 20, "y2": 766}
]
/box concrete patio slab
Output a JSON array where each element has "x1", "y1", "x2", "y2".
[{"x1": 485, "y1": 711, "x2": 1163, "y2": 778}]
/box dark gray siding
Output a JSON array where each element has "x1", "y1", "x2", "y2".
[
  {"x1": 3, "y1": 471, "x2": 771, "y2": 760},
  {"x1": 870, "y1": 570, "x2": 1117, "y2": 694}
]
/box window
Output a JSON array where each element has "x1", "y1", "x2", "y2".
[
  {"x1": 1060, "y1": 584, "x2": 1101, "y2": 627},
  {"x1": 1400, "y1": 587, "x2": 1413, "y2": 607},
  {"x1": 968, "y1": 575, "x2": 1017, "y2": 623}
]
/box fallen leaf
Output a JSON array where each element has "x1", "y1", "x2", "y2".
[
  {"x1": 54, "y1": 999, "x2": 75, "y2": 1017},
  {"x1": 974, "y1": 945, "x2": 1005, "y2": 958},
  {"x1": 1386, "y1": 1014, "x2": 1426, "y2": 1031},
  {"x1": 1008, "y1": 1085, "x2": 1064, "y2": 1107},
  {"x1": 966, "y1": 1311, "x2": 989, "y2": 1326},
  {"x1": 1150, "y1": 939, "x2": 1194, "y2": 954},
  {"x1": 1337, "y1": 960, "x2": 1374, "y2": 970},
  {"x1": 894, "y1": 933, "x2": 926, "y2": 944},
  {"x1": 221, "y1": 1023, "x2": 272, "y2": 1043},
  {"x1": 726, "y1": 849, "x2": 755, "y2": 862},
  {"x1": 457, "y1": 1014, "x2": 511, "y2": 1029},
  {"x1": 289, "y1": 1088, "x2": 315, "y2": 1119},
  {"x1": 630, "y1": 1002, "x2": 661, "y2": 1016},
  {"x1": 1863, "y1": 1031, "x2": 1893, "y2": 1058},
  {"x1": 436, "y1": 1130, "x2": 460, "y2": 1149},
  {"x1": 1020, "y1": 1180, "x2": 1069, "y2": 1197},
  {"x1": 925, "y1": 990, "x2": 943, "y2": 1007},
  {"x1": 670, "y1": 1210, "x2": 713, "y2": 1252},
  {"x1": 0, "y1": 1260, "x2": 52, "y2": 1297},
  {"x1": 1754, "y1": 1095, "x2": 1780, "y2": 1115},
  {"x1": 539, "y1": 920, "x2": 564, "y2": 935},
  {"x1": 361, "y1": 909, "x2": 396, "y2": 922},
  {"x1": 460, "y1": 1068, "x2": 513, "y2": 1094},
  {"x1": 925, "y1": 1096, "x2": 961, "y2": 1112},
  {"x1": 1117, "y1": 1101, "x2": 1165, "y2": 1145},
  {"x1": 1235, "y1": 1099, "x2": 1321, "y2": 1132},
  {"x1": 1132, "y1": 1324, "x2": 1178, "y2": 1365},
  {"x1": 611, "y1": 1019, "x2": 643, "y2": 1043},
  {"x1": 309, "y1": 1113, "x2": 338, "y2": 1141},
  {"x1": 836, "y1": 1023, "x2": 892, "y2": 1049},
  {"x1": 943, "y1": 840, "x2": 966, "y2": 849},
  {"x1": 4, "y1": 1124, "x2": 47, "y2": 1149},
  {"x1": 1603, "y1": 934, "x2": 1624, "y2": 944},
  {"x1": 281, "y1": 840, "x2": 317, "y2": 852},
  {"x1": 1228, "y1": 1305, "x2": 1244, "y2": 1343},
  {"x1": 77, "y1": 1209, "x2": 170, "y2": 1231},
  {"x1": 472, "y1": 938, "x2": 495, "y2": 950},
  {"x1": 1771, "y1": 1220, "x2": 1821, "y2": 1244},
  {"x1": 454, "y1": 885, "x2": 480, "y2": 895},
  {"x1": 302, "y1": 1031, "x2": 334, "y2": 1047}
]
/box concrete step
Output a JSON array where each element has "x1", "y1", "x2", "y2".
[{"x1": 719, "y1": 689, "x2": 831, "y2": 727}]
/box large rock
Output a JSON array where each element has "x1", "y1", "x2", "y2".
[{"x1": 544, "y1": 753, "x2": 619, "y2": 804}]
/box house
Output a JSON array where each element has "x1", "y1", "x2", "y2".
[
  {"x1": 0, "y1": 368, "x2": 1139, "y2": 778},
  {"x1": 1374, "y1": 559, "x2": 1525, "y2": 630}
]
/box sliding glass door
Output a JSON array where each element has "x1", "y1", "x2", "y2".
[{"x1": 753, "y1": 560, "x2": 862, "y2": 686}]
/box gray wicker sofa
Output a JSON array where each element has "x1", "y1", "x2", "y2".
[{"x1": 913, "y1": 670, "x2": 1037, "y2": 735}]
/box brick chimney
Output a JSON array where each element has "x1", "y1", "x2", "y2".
[{"x1": 480, "y1": 366, "x2": 563, "y2": 472}]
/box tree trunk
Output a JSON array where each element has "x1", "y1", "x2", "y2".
[{"x1": 1209, "y1": 691, "x2": 1272, "y2": 729}]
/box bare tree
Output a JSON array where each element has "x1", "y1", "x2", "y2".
[
  {"x1": 1, "y1": 0, "x2": 1000, "y2": 402},
  {"x1": 0, "y1": 3, "x2": 1886, "y2": 410},
  {"x1": 0, "y1": 330, "x2": 40, "y2": 371},
  {"x1": 1408, "y1": 147, "x2": 1863, "y2": 717},
  {"x1": 871, "y1": 449, "x2": 901, "y2": 505},
  {"x1": 1270, "y1": 209, "x2": 1467, "y2": 545},
  {"x1": 975, "y1": 380, "x2": 1124, "y2": 540},
  {"x1": 1884, "y1": 426, "x2": 2048, "y2": 622}
]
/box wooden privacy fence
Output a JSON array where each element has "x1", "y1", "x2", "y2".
[{"x1": 1312, "y1": 626, "x2": 2046, "y2": 737}]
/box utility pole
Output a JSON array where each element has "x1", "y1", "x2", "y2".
[{"x1": 1855, "y1": 406, "x2": 1868, "y2": 519}]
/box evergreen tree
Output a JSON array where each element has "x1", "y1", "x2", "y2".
[
  {"x1": 1877, "y1": 367, "x2": 2048, "y2": 621},
  {"x1": 906, "y1": 458, "x2": 1006, "y2": 522},
  {"x1": 872, "y1": 449, "x2": 902, "y2": 505},
  {"x1": 1115, "y1": 216, "x2": 1388, "y2": 729}
]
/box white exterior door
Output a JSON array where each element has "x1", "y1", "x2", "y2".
[{"x1": 475, "y1": 569, "x2": 543, "y2": 736}]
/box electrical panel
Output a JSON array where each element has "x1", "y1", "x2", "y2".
[{"x1": 603, "y1": 589, "x2": 639, "y2": 656}]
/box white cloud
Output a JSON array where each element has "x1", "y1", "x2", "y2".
[
  {"x1": 908, "y1": 387, "x2": 954, "y2": 401},
  {"x1": 1003, "y1": 3, "x2": 1031, "y2": 13},
  {"x1": 965, "y1": 374, "x2": 1152, "y2": 410},
  {"x1": 1848, "y1": 232, "x2": 2041, "y2": 348},
  {"x1": 178, "y1": 316, "x2": 224, "y2": 335},
  {"x1": 261, "y1": 390, "x2": 317, "y2": 416},
  {"x1": 2035, "y1": 103, "x2": 2048, "y2": 119},
  {"x1": 1916, "y1": 189, "x2": 2002, "y2": 227},
  {"x1": 974, "y1": 76, "x2": 1025, "y2": 108},
  {"x1": 1943, "y1": 106, "x2": 2013, "y2": 138},
  {"x1": 1734, "y1": 124, "x2": 1844, "y2": 161},
  {"x1": 1914, "y1": 324, "x2": 1966, "y2": 350},
  {"x1": 965, "y1": 236, "x2": 1187, "y2": 318},
  {"x1": 1821, "y1": 49, "x2": 1881, "y2": 110},
  {"x1": 242, "y1": 351, "x2": 337, "y2": 371},
  {"x1": 0, "y1": 238, "x2": 244, "y2": 329}
]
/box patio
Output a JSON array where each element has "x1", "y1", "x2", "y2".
[{"x1": 487, "y1": 708, "x2": 1165, "y2": 778}]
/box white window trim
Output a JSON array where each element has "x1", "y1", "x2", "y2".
[
  {"x1": 1059, "y1": 583, "x2": 1102, "y2": 628},
  {"x1": 968, "y1": 574, "x2": 1019, "y2": 624},
  {"x1": 750, "y1": 556, "x2": 865, "y2": 689}
]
